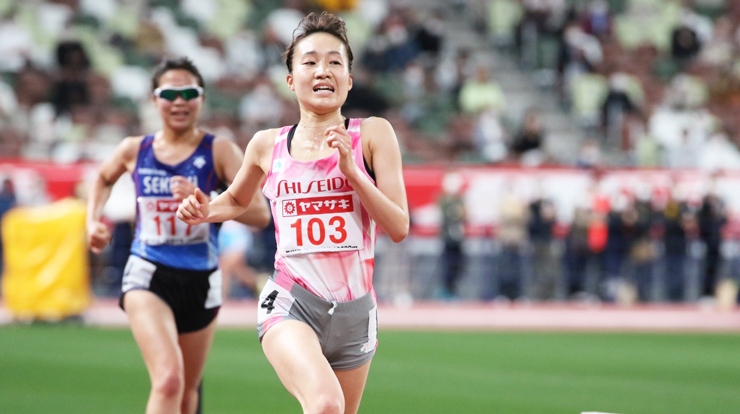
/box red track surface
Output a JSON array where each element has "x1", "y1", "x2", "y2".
[{"x1": 4, "y1": 299, "x2": 740, "y2": 332}]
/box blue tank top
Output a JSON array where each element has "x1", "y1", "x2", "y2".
[{"x1": 130, "y1": 134, "x2": 221, "y2": 270}]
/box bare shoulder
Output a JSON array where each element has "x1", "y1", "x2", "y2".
[
  {"x1": 100, "y1": 135, "x2": 144, "y2": 176},
  {"x1": 212, "y1": 134, "x2": 238, "y2": 147},
  {"x1": 211, "y1": 135, "x2": 242, "y2": 155},
  {"x1": 360, "y1": 116, "x2": 398, "y2": 149},
  {"x1": 117, "y1": 135, "x2": 146, "y2": 162},
  {"x1": 244, "y1": 128, "x2": 281, "y2": 173},
  {"x1": 248, "y1": 128, "x2": 281, "y2": 151},
  {"x1": 360, "y1": 116, "x2": 394, "y2": 135}
]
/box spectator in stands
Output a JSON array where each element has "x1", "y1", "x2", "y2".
[
  {"x1": 445, "y1": 114, "x2": 476, "y2": 161},
  {"x1": 343, "y1": 66, "x2": 389, "y2": 116},
  {"x1": 667, "y1": 128, "x2": 700, "y2": 169},
  {"x1": 671, "y1": 23, "x2": 702, "y2": 64},
  {"x1": 50, "y1": 40, "x2": 91, "y2": 116},
  {"x1": 0, "y1": 127, "x2": 23, "y2": 157},
  {"x1": 135, "y1": 21, "x2": 167, "y2": 62},
  {"x1": 0, "y1": 9, "x2": 34, "y2": 73},
  {"x1": 0, "y1": 78, "x2": 18, "y2": 122},
  {"x1": 581, "y1": 0, "x2": 611, "y2": 40},
  {"x1": 474, "y1": 108, "x2": 508, "y2": 163},
  {"x1": 412, "y1": 9, "x2": 445, "y2": 58},
  {"x1": 575, "y1": 139, "x2": 602, "y2": 169},
  {"x1": 363, "y1": 13, "x2": 418, "y2": 72},
  {"x1": 458, "y1": 64, "x2": 506, "y2": 115},
  {"x1": 699, "y1": 15, "x2": 734, "y2": 67},
  {"x1": 261, "y1": 22, "x2": 292, "y2": 72},
  {"x1": 601, "y1": 72, "x2": 643, "y2": 132},
  {"x1": 632, "y1": 118, "x2": 664, "y2": 168},
  {"x1": 383, "y1": 13, "x2": 420, "y2": 71},
  {"x1": 224, "y1": 28, "x2": 264, "y2": 81},
  {"x1": 400, "y1": 59, "x2": 427, "y2": 124},
  {"x1": 510, "y1": 108, "x2": 545, "y2": 159},
  {"x1": 557, "y1": 21, "x2": 602, "y2": 88},
  {"x1": 679, "y1": 5, "x2": 713, "y2": 49},
  {"x1": 437, "y1": 170, "x2": 467, "y2": 300},
  {"x1": 238, "y1": 77, "x2": 284, "y2": 131},
  {"x1": 516, "y1": 0, "x2": 568, "y2": 48},
  {"x1": 698, "y1": 126, "x2": 740, "y2": 170},
  {"x1": 14, "y1": 66, "x2": 51, "y2": 112}
]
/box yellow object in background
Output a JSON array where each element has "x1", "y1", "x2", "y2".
[
  {"x1": 313, "y1": 0, "x2": 357, "y2": 12},
  {"x1": 2, "y1": 198, "x2": 91, "y2": 321}
]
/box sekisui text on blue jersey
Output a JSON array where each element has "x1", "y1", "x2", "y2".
[{"x1": 130, "y1": 134, "x2": 222, "y2": 270}]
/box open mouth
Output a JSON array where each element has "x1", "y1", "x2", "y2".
[
  {"x1": 171, "y1": 111, "x2": 190, "y2": 118},
  {"x1": 313, "y1": 85, "x2": 335, "y2": 93}
]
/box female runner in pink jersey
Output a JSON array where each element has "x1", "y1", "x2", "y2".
[{"x1": 177, "y1": 11, "x2": 409, "y2": 414}]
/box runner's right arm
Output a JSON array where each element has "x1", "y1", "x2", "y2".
[
  {"x1": 86, "y1": 137, "x2": 140, "y2": 253},
  {"x1": 212, "y1": 136, "x2": 271, "y2": 229}
]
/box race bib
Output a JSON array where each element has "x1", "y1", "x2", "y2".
[
  {"x1": 276, "y1": 192, "x2": 364, "y2": 255},
  {"x1": 138, "y1": 196, "x2": 209, "y2": 245}
]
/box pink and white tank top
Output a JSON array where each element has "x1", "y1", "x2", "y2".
[{"x1": 262, "y1": 118, "x2": 377, "y2": 302}]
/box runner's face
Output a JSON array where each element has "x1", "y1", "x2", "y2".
[
  {"x1": 154, "y1": 70, "x2": 203, "y2": 132},
  {"x1": 288, "y1": 32, "x2": 352, "y2": 113}
]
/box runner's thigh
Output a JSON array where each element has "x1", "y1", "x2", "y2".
[{"x1": 261, "y1": 320, "x2": 342, "y2": 406}]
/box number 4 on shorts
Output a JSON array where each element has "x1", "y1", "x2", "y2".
[{"x1": 261, "y1": 290, "x2": 279, "y2": 314}]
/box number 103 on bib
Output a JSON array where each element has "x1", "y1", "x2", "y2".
[{"x1": 278, "y1": 193, "x2": 364, "y2": 255}]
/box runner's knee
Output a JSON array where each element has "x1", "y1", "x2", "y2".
[
  {"x1": 151, "y1": 368, "x2": 184, "y2": 399},
  {"x1": 306, "y1": 393, "x2": 344, "y2": 414}
]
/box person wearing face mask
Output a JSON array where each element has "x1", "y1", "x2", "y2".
[
  {"x1": 86, "y1": 56, "x2": 270, "y2": 414},
  {"x1": 177, "y1": 12, "x2": 409, "y2": 414}
]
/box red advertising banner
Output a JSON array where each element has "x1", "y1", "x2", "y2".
[{"x1": 2, "y1": 160, "x2": 740, "y2": 237}]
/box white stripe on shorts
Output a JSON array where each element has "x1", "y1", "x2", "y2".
[
  {"x1": 205, "y1": 269, "x2": 222, "y2": 309},
  {"x1": 122, "y1": 255, "x2": 156, "y2": 292}
]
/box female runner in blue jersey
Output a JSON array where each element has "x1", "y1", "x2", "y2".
[{"x1": 86, "y1": 57, "x2": 269, "y2": 414}]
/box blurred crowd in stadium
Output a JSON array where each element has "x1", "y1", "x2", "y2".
[{"x1": 1, "y1": 0, "x2": 740, "y2": 307}]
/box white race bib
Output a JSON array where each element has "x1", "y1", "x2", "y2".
[
  {"x1": 138, "y1": 196, "x2": 209, "y2": 245},
  {"x1": 276, "y1": 192, "x2": 364, "y2": 256}
]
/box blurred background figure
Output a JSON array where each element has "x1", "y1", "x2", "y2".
[
  {"x1": 218, "y1": 220, "x2": 259, "y2": 299},
  {"x1": 0, "y1": 177, "x2": 17, "y2": 274},
  {"x1": 660, "y1": 186, "x2": 693, "y2": 302},
  {"x1": 492, "y1": 182, "x2": 529, "y2": 301},
  {"x1": 698, "y1": 187, "x2": 727, "y2": 301},
  {"x1": 510, "y1": 107, "x2": 548, "y2": 165},
  {"x1": 565, "y1": 206, "x2": 591, "y2": 300},
  {"x1": 527, "y1": 192, "x2": 559, "y2": 300},
  {"x1": 51, "y1": 40, "x2": 91, "y2": 116},
  {"x1": 436, "y1": 170, "x2": 467, "y2": 300}
]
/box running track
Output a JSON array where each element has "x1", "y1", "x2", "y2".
[{"x1": 3, "y1": 300, "x2": 740, "y2": 332}]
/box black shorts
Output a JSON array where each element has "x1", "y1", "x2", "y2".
[{"x1": 120, "y1": 255, "x2": 222, "y2": 334}]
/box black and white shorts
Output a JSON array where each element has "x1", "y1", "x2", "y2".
[
  {"x1": 257, "y1": 278, "x2": 378, "y2": 371},
  {"x1": 120, "y1": 255, "x2": 222, "y2": 334}
]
